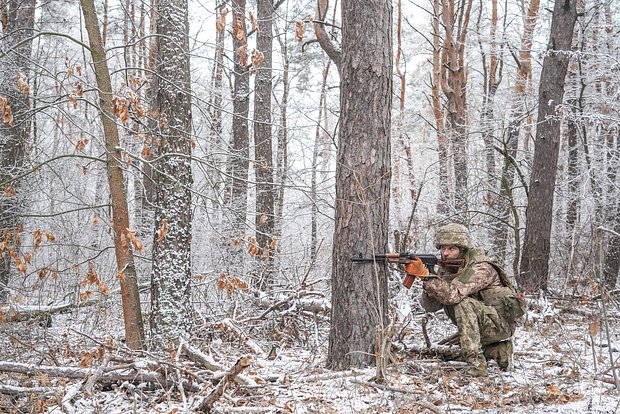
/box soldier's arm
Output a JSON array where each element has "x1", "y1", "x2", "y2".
[{"x1": 422, "y1": 262, "x2": 498, "y2": 305}]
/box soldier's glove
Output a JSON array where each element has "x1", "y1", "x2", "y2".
[{"x1": 404, "y1": 257, "x2": 430, "y2": 278}]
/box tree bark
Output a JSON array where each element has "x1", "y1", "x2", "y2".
[
  {"x1": 0, "y1": 0, "x2": 36, "y2": 303},
  {"x1": 519, "y1": 0, "x2": 577, "y2": 293},
  {"x1": 253, "y1": 0, "x2": 275, "y2": 288},
  {"x1": 79, "y1": 0, "x2": 145, "y2": 349},
  {"x1": 492, "y1": 0, "x2": 540, "y2": 270},
  {"x1": 150, "y1": 0, "x2": 194, "y2": 342},
  {"x1": 324, "y1": 0, "x2": 392, "y2": 370},
  {"x1": 225, "y1": 0, "x2": 250, "y2": 245}
]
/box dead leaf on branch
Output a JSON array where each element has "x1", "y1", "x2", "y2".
[
  {"x1": 0, "y1": 97, "x2": 13, "y2": 126},
  {"x1": 75, "y1": 136, "x2": 89, "y2": 151},
  {"x1": 251, "y1": 49, "x2": 264, "y2": 74},
  {"x1": 74, "y1": 81, "x2": 84, "y2": 97},
  {"x1": 216, "y1": 7, "x2": 228, "y2": 32},
  {"x1": 215, "y1": 273, "x2": 248, "y2": 297},
  {"x1": 46, "y1": 231, "x2": 56, "y2": 242},
  {"x1": 238, "y1": 45, "x2": 248, "y2": 66},
  {"x1": 33, "y1": 229, "x2": 42, "y2": 250},
  {"x1": 233, "y1": 11, "x2": 246, "y2": 43},
  {"x1": 17, "y1": 73, "x2": 29, "y2": 95},
  {"x1": 156, "y1": 218, "x2": 169, "y2": 244},
  {"x1": 126, "y1": 228, "x2": 143, "y2": 253},
  {"x1": 295, "y1": 21, "x2": 304, "y2": 42},
  {"x1": 3, "y1": 185, "x2": 17, "y2": 198},
  {"x1": 249, "y1": 11, "x2": 257, "y2": 32},
  {"x1": 68, "y1": 94, "x2": 78, "y2": 109},
  {"x1": 113, "y1": 97, "x2": 130, "y2": 124}
]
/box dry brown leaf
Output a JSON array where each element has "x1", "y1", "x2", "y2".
[
  {"x1": 80, "y1": 351, "x2": 94, "y2": 368},
  {"x1": 33, "y1": 229, "x2": 42, "y2": 250},
  {"x1": 0, "y1": 97, "x2": 14, "y2": 126},
  {"x1": 156, "y1": 218, "x2": 169, "y2": 244},
  {"x1": 249, "y1": 11, "x2": 257, "y2": 31},
  {"x1": 588, "y1": 320, "x2": 600, "y2": 337},
  {"x1": 238, "y1": 45, "x2": 248, "y2": 66},
  {"x1": 3, "y1": 185, "x2": 16, "y2": 199},
  {"x1": 68, "y1": 93, "x2": 78, "y2": 109},
  {"x1": 38, "y1": 268, "x2": 48, "y2": 280},
  {"x1": 251, "y1": 49, "x2": 264, "y2": 74},
  {"x1": 16, "y1": 73, "x2": 29, "y2": 95},
  {"x1": 233, "y1": 12, "x2": 246, "y2": 42},
  {"x1": 216, "y1": 7, "x2": 228, "y2": 32},
  {"x1": 126, "y1": 228, "x2": 143, "y2": 253},
  {"x1": 295, "y1": 21, "x2": 304, "y2": 42}
]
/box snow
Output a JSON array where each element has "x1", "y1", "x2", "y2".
[{"x1": 1, "y1": 293, "x2": 619, "y2": 413}]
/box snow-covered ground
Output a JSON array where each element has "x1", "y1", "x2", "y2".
[{"x1": 1, "y1": 294, "x2": 618, "y2": 413}]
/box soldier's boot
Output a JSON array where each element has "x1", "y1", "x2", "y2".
[
  {"x1": 484, "y1": 340, "x2": 513, "y2": 371},
  {"x1": 463, "y1": 353, "x2": 488, "y2": 377}
]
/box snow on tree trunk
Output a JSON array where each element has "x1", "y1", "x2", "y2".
[
  {"x1": 149, "y1": 0, "x2": 194, "y2": 343},
  {"x1": 0, "y1": 0, "x2": 35, "y2": 303}
]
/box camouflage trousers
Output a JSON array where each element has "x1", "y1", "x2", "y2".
[{"x1": 453, "y1": 297, "x2": 514, "y2": 370}]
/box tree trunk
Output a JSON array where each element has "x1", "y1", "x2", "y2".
[
  {"x1": 80, "y1": 0, "x2": 145, "y2": 349},
  {"x1": 324, "y1": 0, "x2": 392, "y2": 370},
  {"x1": 492, "y1": 0, "x2": 540, "y2": 269},
  {"x1": 224, "y1": 0, "x2": 250, "y2": 275},
  {"x1": 253, "y1": 0, "x2": 275, "y2": 289},
  {"x1": 149, "y1": 0, "x2": 193, "y2": 343},
  {"x1": 440, "y1": 0, "x2": 473, "y2": 219},
  {"x1": 518, "y1": 0, "x2": 577, "y2": 293},
  {"x1": 0, "y1": 0, "x2": 35, "y2": 303}
]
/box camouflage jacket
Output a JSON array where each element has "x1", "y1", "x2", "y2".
[{"x1": 420, "y1": 248, "x2": 503, "y2": 313}]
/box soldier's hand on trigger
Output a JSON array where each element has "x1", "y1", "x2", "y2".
[{"x1": 405, "y1": 257, "x2": 429, "y2": 278}]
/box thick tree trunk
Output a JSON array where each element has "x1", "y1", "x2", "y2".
[
  {"x1": 519, "y1": 0, "x2": 577, "y2": 293},
  {"x1": 150, "y1": 0, "x2": 194, "y2": 342},
  {"x1": 79, "y1": 0, "x2": 145, "y2": 350},
  {"x1": 326, "y1": 0, "x2": 392, "y2": 370},
  {"x1": 253, "y1": 0, "x2": 275, "y2": 288},
  {"x1": 0, "y1": 0, "x2": 35, "y2": 303}
]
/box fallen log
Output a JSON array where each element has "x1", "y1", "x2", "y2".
[{"x1": 0, "y1": 360, "x2": 198, "y2": 391}]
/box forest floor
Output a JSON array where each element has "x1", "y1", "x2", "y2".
[{"x1": 1, "y1": 291, "x2": 619, "y2": 413}]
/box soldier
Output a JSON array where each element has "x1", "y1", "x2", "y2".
[{"x1": 406, "y1": 223, "x2": 524, "y2": 377}]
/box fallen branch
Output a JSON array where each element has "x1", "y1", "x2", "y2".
[
  {"x1": 198, "y1": 355, "x2": 253, "y2": 413},
  {"x1": 179, "y1": 341, "x2": 257, "y2": 386},
  {"x1": 0, "y1": 360, "x2": 198, "y2": 391},
  {"x1": 0, "y1": 384, "x2": 59, "y2": 396}
]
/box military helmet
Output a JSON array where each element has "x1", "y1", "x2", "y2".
[{"x1": 435, "y1": 222, "x2": 472, "y2": 249}]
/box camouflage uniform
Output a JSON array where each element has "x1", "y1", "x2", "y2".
[{"x1": 420, "y1": 223, "x2": 516, "y2": 377}]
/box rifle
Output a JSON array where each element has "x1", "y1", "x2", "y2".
[{"x1": 351, "y1": 252, "x2": 438, "y2": 288}]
